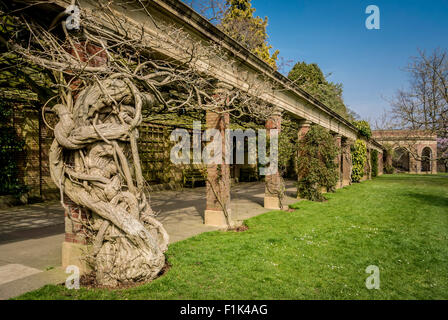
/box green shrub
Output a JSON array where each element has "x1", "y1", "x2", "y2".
[
  {"x1": 278, "y1": 124, "x2": 298, "y2": 176},
  {"x1": 353, "y1": 120, "x2": 372, "y2": 139},
  {"x1": 384, "y1": 165, "x2": 395, "y2": 174},
  {"x1": 351, "y1": 139, "x2": 367, "y2": 183},
  {"x1": 371, "y1": 149, "x2": 378, "y2": 177},
  {"x1": 382, "y1": 145, "x2": 395, "y2": 174},
  {"x1": 296, "y1": 125, "x2": 338, "y2": 201}
]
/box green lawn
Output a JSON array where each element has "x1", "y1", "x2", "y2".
[{"x1": 16, "y1": 174, "x2": 448, "y2": 299}]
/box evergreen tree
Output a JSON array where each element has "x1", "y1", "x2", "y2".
[
  {"x1": 220, "y1": 0, "x2": 279, "y2": 68},
  {"x1": 288, "y1": 61, "x2": 352, "y2": 120}
]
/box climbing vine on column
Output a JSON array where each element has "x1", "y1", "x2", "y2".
[
  {"x1": 278, "y1": 118, "x2": 299, "y2": 177},
  {"x1": 351, "y1": 139, "x2": 367, "y2": 182},
  {"x1": 296, "y1": 125, "x2": 338, "y2": 201},
  {"x1": 371, "y1": 149, "x2": 378, "y2": 177}
]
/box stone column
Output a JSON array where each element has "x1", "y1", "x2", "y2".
[
  {"x1": 296, "y1": 120, "x2": 312, "y2": 198},
  {"x1": 378, "y1": 152, "x2": 384, "y2": 176},
  {"x1": 365, "y1": 148, "x2": 372, "y2": 180},
  {"x1": 385, "y1": 150, "x2": 392, "y2": 173},
  {"x1": 341, "y1": 138, "x2": 353, "y2": 187},
  {"x1": 431, "y1": 146, "x2": 438, "y2": 174},
  {"x1": 297, "y1": 120, "x2": 312, "y2": 141},
  {"x1": 410, "y1": 154, "x2": 419, "y2": 174},
  {"x1": 264, "y1": 110, "x2": 282, "y2": 209},
  {"x1": 333, "y1": 134, "x2": 342, "y2": 188},
  {"x1": 204, "y1": 85, "x2": 232, "y2": 227}
]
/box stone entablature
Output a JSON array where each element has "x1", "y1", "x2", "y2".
[
  {"x1": 36, "y1": 0, "x2": 382, "y2": 152},
  {"x1": 373, "y1": 130, "x2": 437, "y2": 141}
]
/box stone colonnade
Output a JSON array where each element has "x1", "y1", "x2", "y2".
[
  {"x1": 202, "y1": 90, "x2": 382, "y2": 227},
  {"x1": 61, "y1": 81, "x2": 383, "y2": 272}
]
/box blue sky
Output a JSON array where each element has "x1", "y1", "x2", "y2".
[{"x1": 250, "y1": 0, "x2": 448, "y2": 121}]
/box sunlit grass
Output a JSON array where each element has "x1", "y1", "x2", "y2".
[{"x1": 16, "y1": 174, "x2": 448, "y2": 300}]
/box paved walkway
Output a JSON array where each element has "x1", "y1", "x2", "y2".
[{"x1": 0, "y1": 181, "x2": 298, "y2": 299}]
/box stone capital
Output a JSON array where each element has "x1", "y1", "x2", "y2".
[
  {"x1": 297, "y1": 119, "x2": 312, "y2": 127},
  {"x1": 332, "y1": 133, "x2": 342, "y2": 138},
  {"x1": 269, "y1": 107, "x2": 282, "y2": 117}
]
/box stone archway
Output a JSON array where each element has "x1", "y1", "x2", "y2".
[
  {"x1": 393, "y1": 147, "x2": 410, "y2": 172},
  {"x1": 421, "y1": 147, "x2": 432, "y2": 172},
  {"x1": 373, "y1": 130, "x2": 438, "y2": 174}
]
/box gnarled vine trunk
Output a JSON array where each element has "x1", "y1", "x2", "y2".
[
  {"x1": 49, "y1": 76, "x2": 169, "y2": 286},
  {"x1": 3, "y1": 1, "x2": 277, "y2": 287}
]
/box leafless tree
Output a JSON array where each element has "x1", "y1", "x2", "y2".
[
  {"x1": 372, "y1": 109, "x2": 399, "y2": 131},
  {"x1": 183, "y1": 0, "x2": 228, "y2": 24},
  {"x1": 388, "y1": 48, "x2": 448, "y2": 161},
  {"x1": 391, "y1": 49, "x2": 447, "y2": 134}
]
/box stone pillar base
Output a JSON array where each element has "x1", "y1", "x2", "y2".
[
  {"x1": 264, "y1": 196, "x2": 280, "y2": 210},
  {"x1": 62, "y1": 241, "x2": 91, "y2": 275},
  {"x1": 204, "y1": 209, "x2": 232, "y2": 227}
]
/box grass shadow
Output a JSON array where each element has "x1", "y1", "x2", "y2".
[{"x1": 406, "y1": 191, "x2": 448, "y2": 208}]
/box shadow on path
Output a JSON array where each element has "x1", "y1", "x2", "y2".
[{"x1": 0, "y1": 180, "x2": 298, "y2": 244}]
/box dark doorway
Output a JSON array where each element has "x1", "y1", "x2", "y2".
[
  {"x1": 421, "y1": 147, "x2": 432, "y2": 172},
  {"x1": 393, "y1": 147, "x2": 410, "y2": 172}
]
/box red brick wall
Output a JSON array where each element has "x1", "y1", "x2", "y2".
[{"x1": 63, "y1": 195, "x2": 90, "y2": 245}]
